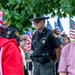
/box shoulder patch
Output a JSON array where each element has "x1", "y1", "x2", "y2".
[
  {"x1": 52, "y1": 33, "x2": 56, "y2": 36},
  {"x1": 15, "y1": 31, "x2": 19, "y2": 37},
  {"x1": 52, "y1": 33, "x2": 58, "y2": 38}
]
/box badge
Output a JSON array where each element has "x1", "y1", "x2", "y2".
[
  {"x1": 42, "y1": 40, "x2": 45, "y2": 44},
  {"x1": 7, "y1": 31, "x2": 11, "y2": 34}
]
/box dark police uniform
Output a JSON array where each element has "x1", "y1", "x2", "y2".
[
  {"x1": 2, "y1": 26, "x2": 20, "y2": 45},
  {"x1": 31, "y1": 27, "x2": 61, "y2": 75}
]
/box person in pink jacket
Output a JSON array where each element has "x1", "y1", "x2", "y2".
[
  {"x1": 58, "y1": 42, "x2": 75, "y2": 75},
  {"x1": 0, "y1": 37, "x2": 24, "y2": 75}
]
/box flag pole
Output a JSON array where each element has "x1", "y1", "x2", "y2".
[{"x1": 69, "y1": 17, "x2": 70, "y2": 38}]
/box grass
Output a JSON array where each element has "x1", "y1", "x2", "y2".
[{"x1": 71, "y1": 40, "x2": 75, "y2": 42}]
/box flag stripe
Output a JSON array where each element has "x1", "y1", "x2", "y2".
[
  {"x1": 70, "y1": 29, "x2": 75, "y2": 33},
  {"x1": 70, "y1": 37, "x2": 74, "y2": 39},
  {"x1": 70, "y1": 33, "x2": 75, "y2": 36},
  {"x1": 70, "y1": 19, "x2": 75, "y2": 39},
  {"x1": 24, "y1": 30, "x2": 33, "y2": 51},
  {"x1": 0, "y1": 21, "x2": 3, "y2": 25},
  {"x1": 70, "y1": 36, "x2": 75, "y2": 39},
  {"x1": 0, "y1": 10, "x2": 4, "y2": 28}
]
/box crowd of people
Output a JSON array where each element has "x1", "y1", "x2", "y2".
[{"x1": 0, "y1": 11, "x2": 74, "y2": 75}]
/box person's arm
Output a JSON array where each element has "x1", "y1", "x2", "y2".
[
  {"x1": 58, "y1": 45, "x2": 68, "y2": 74},
  {"x1": 55, "y1": 45, "x2": 62, "y2": 63},
  {"x1": 59, "y1": 72, "x2": 67, "y2": 75},
  {"x1": 49, "y1": 33, "x2": 62, "y2": 63},
  {"x1": 2, "y1": 41, "x2": 24, "y2": 75}
]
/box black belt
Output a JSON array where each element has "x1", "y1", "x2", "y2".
[
  {"x1": 32, "y1": 57, "x2": 43, "y2": 62},
  {"x1": 31, "y1": 53, "x2": 52, "y2": 64}
]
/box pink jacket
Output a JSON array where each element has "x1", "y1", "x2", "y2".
[{"x1": 58, "y1": 42, "x2": 75, "y2": 75}]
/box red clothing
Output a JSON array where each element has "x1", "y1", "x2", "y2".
[{"x1": 0, "y1": 37, "x2": 24, "y2": 75}]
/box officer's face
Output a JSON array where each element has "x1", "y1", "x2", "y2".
[{"x1": 34, "y1": 19, "x2": 45, "y2": 31}]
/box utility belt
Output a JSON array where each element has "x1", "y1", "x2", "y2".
[{"x1": 31, "y1": 53, "x2": 52, "y2": 65}]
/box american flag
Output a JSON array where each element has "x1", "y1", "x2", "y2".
[
  {"x1": 24, "y1": 30, "x2": 32, "y2": 51},
  {"x1": 54, "y1": 18, "x2": 65, "y2": 34},
  {"x1": 70, "y1": 18, "x2": 75, "y2": 39},
  {"x1": 0, "y1": 10, "x2": 4, "y2": 28},
  {"x1": 46, "y1": 20, "x2": 53, "y2": 30},
  {"x1": 56, "y1": 18, "x2": 64, "y2": 32}
]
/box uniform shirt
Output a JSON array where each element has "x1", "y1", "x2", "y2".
[
  {"x1": 31, "y1": 27, "x2": 61, "y2": 57},
  {"x1": 58, "y1": 42, "x2": 75, "y2": 75},
  {"x1": 2, "y1": 26, "x2": 20, "y2": 44}
]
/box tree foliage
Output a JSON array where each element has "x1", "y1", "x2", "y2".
[{"x1": 0, "y1": 0, "x2": 75, "y2": 33}]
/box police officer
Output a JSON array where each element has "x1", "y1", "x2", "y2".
[
  {"x1": 2, "y1": 21, "x2": 20, "y2": 45},
  {"x1": 30, "y1": 15, "x2": 62, "y2": 75}
]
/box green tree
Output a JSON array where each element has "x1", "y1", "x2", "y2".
[{"x1": 0, "y1": 0, "x2": 75, "y2": 33}]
